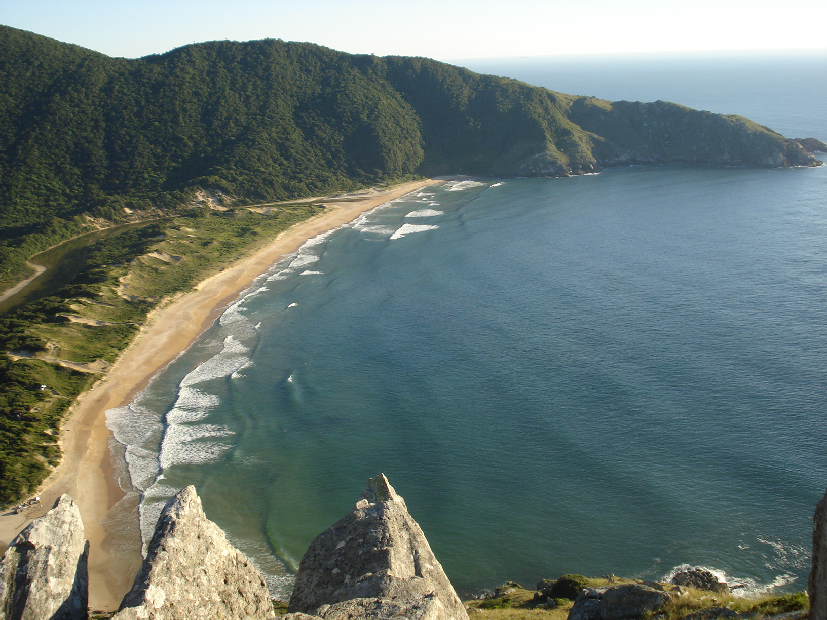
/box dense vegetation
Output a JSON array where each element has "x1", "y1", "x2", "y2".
[
  {"x1": 0, "y1": 25, "x2": 819, "y2": 505},
  {"x1": 0, "y1": 203, "x2": 319, "y2": 505},
  {"x1": 460, "y1": 578, "x2": 809, "y2": 620},
  {"x1": 0, "y1": 25, "x2": 818, "y2": 288}
]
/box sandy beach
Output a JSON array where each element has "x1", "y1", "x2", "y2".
[{"x1": 0, "y1": 178, "x2": 438, "y2": 611}]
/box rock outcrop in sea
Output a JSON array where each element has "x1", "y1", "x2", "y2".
[
  {"x1": 810, "y1": 487, "x2": 827, "y2": 620},
  {"x1": 286, "y1": 473, "x2": 469, "y2": 620},
  {"x1": 0, "y1": 494, "x2": 88, "y2": 620},
  {"x1": 671, "y1": 569, "x2": 730, "y2": 595},
  {"x1": 112, "y1": 485, "x2": 274, "y2": 620}
]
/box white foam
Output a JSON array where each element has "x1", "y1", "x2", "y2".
[
  {"x1": 300, "y1": 270, "x2": 323, "y2": 275},
  {"x1": 106, "y1": 402, "x2": 158, "y2": 446},
  {"x1": 179, "y1": 335, "x2": 251, "y2": 387},
  {"x1": 106, "y1": 400, "x2": 163, "y2": 494},
  {"x1": 266, "y1": 270, "x2": 291, "y2": 282},
  {"x1": 289, "y1": 253, "x2": 320, "y2": 269},
  {"x1": 757, "y1": 537, "x2": 809, "y2": 568},
  {"x1": 660, "y1": 563, "x2": 800, "y2": 598},
  {"x1": 355, "y1": 224, "x2": 397, "y2": 235},
  {"x1": 159, "y1": 422, "x2": 233, "y2": 470},
  {"x1": 491, "y1": 181, "x2": 503, "y2": 187},
  {"x1": 287, "y1": 302, "x2": 298, "y2": 308},
  {"x1": 350, "y1": 199, "x2": 401, "y2": 231},
  {"x1": 446, "y1": 179, "x2": 487, "y2": 191},
  {"x1": 241, "y1": 285, "x2": 268, "y2": 300},
  {"x1": 231, "y1": 360, "x2": 253, "y2": 380},
  {"x1": 166, "y1": 386, "x2": 219, "y2": 424},
  {"x1": 405, "y1": 209, "x2": 444, "y2": 218},
  {"x1": 121, "y1": 444, "x2": 161, "y2": 491},
  {"x1": 390, "y1": 223, "x2": 439, "y2": 240}
]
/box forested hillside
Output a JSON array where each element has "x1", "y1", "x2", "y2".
[{"x1": 0, "y1": 25, "x2": 819, "y2": 288}]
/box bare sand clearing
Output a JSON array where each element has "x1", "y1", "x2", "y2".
[{"x1": 0, "y1": 179, "x2": 438, "y2": 611}]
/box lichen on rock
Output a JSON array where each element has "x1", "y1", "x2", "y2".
[
  {"x1": 288, "y1": 474, "x2": 469, "y2": 620},
  {"x1": 0, "y1": 494, "x2": 88, "y2": 620},
  {"x1": 113, "y1": 485, "x2": 274, "y2": 620}
]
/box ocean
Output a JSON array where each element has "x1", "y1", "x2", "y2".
[{"x1": 106, "y1": 51, "x2": 827, "y2": 599}]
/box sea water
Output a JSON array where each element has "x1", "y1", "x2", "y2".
[{"x1": 106, "y1": 52, "x2": 827, "y2": 598}]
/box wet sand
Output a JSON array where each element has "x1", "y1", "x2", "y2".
[{"x1": 0, "y1": 178, "x2": 439, "y2": 611}]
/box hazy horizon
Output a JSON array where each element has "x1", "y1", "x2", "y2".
[{"x1": 3, "y1": 0, "x2": 826, "y2": 62}]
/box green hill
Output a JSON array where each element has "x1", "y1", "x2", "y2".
[{"x1": 0, "y1": 25, "x2": 820, "y2": 288}]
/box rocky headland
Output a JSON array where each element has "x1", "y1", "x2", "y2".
[{"x1": 1, "y1": 476, "x2": 824, "y2": 620}]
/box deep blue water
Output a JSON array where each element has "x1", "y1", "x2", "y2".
[{"x1": 107, "y1": 52, "x2": 827, "y2": 598}]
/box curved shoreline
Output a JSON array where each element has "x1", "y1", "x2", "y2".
[
  {"x1": 0, "y1": 261, "x2": 46, "y2": 303},
  {"x1": 0, "y1": 178, "x2": 439, "y2": 611}
]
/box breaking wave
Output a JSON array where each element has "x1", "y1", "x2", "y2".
[
  {"x1": 406, "y1": 209, "x2": 444, "y2": 218},
  {"x1": 390, "y1": 223, "x2": 439, "y2": 240}
]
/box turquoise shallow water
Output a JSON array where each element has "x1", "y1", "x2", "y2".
[{"x1": 107, "y1": 53, "x2": 827, "y2": 598}]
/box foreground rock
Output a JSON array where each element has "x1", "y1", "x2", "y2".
[
  {"x1": 810, "y1": 487, "x2": 827, "y2": 620},
  {"x1": 567, "y1": 584, "x2": 670, "y2": 620},
  {"x1": 672, "y1": 569, "x2": 730, "y2": 595},
  {"x1": 681, "y1": 607, "x2": 741, "y2": 620},
  {"x1": 287, "y1": 474, "x2": 468, "y2": 620},
  {"x1": 113, "y1": 486, "x2": 274, "y2": 620},
  {"x1": 0, "y1": 495, "x2": 88, "y2": 620}
]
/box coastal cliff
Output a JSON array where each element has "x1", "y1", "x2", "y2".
[{"x1": 0, "y1": 477, "x2": 823, "y2": 620}]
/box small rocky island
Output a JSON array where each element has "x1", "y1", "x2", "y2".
[{"x1": 1, "y1": 475, "x2": 825, "y2": 620}]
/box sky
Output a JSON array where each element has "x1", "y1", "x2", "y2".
[{"x1": 2, "y1": 0, "x2": 827, "y2": 61}]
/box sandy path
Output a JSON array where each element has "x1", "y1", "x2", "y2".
[
  {"x1": 0, "y1": 261, "x2": 46, "y2": 303},
  {"x1": 0, "y1": 179, "x2": 438, "y2": 611}
]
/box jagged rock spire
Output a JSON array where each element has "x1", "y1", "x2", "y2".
[
  {"x1": 288, "y1": 474, "x2": 468, "y2": 620},
  {"x1": 0, "y1": 495, "x2": 89, "y2": 620},
  {"x1": 113, "y1": 486, "x2": 274, "y2": 620}
]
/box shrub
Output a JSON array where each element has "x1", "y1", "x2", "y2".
[
  {"x1": 478, "y1": 597, "x2": 513, "y2": 610},
  {"x1": 550, "y1": 574, "x2": 591, "y2": 600}
]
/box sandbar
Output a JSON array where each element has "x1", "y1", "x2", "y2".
[{"x1": 0, "y1": 178, "x2": 439, "y2": 611}]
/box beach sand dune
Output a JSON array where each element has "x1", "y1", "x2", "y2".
[{"x1": 0, "y1": 179, "x2": 438, "y2": 611}]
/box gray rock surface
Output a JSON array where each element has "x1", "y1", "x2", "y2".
[
  {"x1": 671, "y1": 569, "x2": 729, "y2": 595},
  {"x1": 810, "y1": 487, "x2": 827, "y2": 620},
  {"x1": 288, "y1": 474, "x2": 468, "y2": 620},
  {"x1": 568, "y1": 588, "x2": 607, "y2": 620},
  {"x1": 680, "y1": 607, "x2": 741, "y2": 620},
  {"x1": 113, "y1": 486, "x2": 274, "y2": 620},
  {"x1": 600, "y1": 585, "x2": 671, "y2": 620},
  {"x1": 0, "y1": 495, "x2": 88, "y2": 620},
  {"x1": 567, "y1": 585, "x2": 669, "y2": 620}
]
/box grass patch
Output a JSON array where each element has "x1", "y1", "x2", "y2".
[
  {"x1": 465, "y1": 585, "x2": 573, "y2": 620},
  {"x1": 734, "y1": 592, "x2": 809, "y2": 616},
  {"x1": 0, "y1": 203, "x2": 322, "y2": 507},
  {"x1": 466, "y1": 578, "x2": 809, "y2": 620}
]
